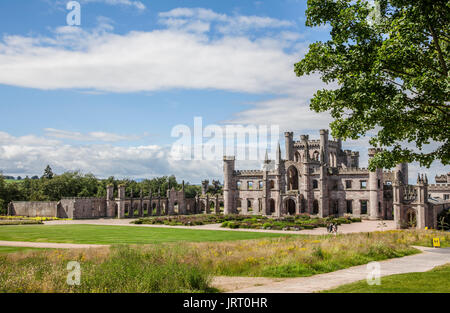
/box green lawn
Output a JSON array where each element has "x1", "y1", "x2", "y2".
[
  {"x1": 0, "y1": 224, "x2": 290, "y2": 245},
  {"x1": 0, "y1": 246, "x2": 45, "y2": 254},
  {"x1": 323, "y1": 263, "x2": 450, "y2": 293}
]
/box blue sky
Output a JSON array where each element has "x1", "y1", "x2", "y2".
[{"x1": 0, "y1": 0, "x2": 447, "y2": 183}]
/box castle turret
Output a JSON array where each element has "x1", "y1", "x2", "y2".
[
  {"x1": 395, "y1": 162, "x2": 409, "y2": 185},
  {"x1": 368, "y1": 148, "x2": 383, "y2": 220},
  {"x1": 223, "y1": 156, "x2": 236, "y2": 215},
  {"x1": 319, "y1": 129, "x2": 329, "y2": 165},
  {"x1": 284, "y1": 132, "x2": 294, "y2": 161}
]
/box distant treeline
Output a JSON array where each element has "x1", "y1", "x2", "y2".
[{"x1": 0, "y1": 166, "x2": 201, "y2": 215}]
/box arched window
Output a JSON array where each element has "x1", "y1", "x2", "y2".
[
  {"x1": 287, "y1": 166, "x2": 299, "y2": 190},
  {"x1": 295, "y1": 151, "x2": 301, "y2": 163},
  {"x1": 270, "y1": 180, "x2": 275, "y2": 189}
]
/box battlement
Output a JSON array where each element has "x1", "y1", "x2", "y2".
[
  {"x1": 338, "y1": 167, "x2": 369, "y2": 174},
  {"x1": 235, "y1": 170, "x2": 263, "y2": 176},
  {"x1": 61, "y1": 197, "x2": 106, "y2": 200},
  {"x1": 429, "y1": 184, "x2": 450, "y2": 190}
]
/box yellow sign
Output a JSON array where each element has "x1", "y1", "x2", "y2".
[{"x1": 432, "y1": 238, "x2": 441, "y2": 248}]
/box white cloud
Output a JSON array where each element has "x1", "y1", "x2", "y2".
[
  {"x1": 158, "y1": 7, "x2": 294, "y2": 35},
  {"x1": 43, "y1": 128, "x2": 145, "y2": 142},
  {"x1": 0, "y1": 26, "x2": 305, "y2": 95},
  {"x1": 80, "y1": 0, "x2": 146, "y2": 11},
  {"x1": 0, "y1": 131, "x2": 221, "y2": 182}
]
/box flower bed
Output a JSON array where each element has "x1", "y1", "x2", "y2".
[
  {"x1": 0, "y1": 216, "x2": 71, "y2": 222},
  {"x1": 133, "y1": 214, "x2": 361, "y2": 231}
]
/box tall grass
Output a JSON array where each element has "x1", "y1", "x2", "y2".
[
  {"x1": 0, "y1": 245, "x2": 214, "y2": 293},
  {"x1": 0, "y1": 229, "x2": 448, "y2": 292}
]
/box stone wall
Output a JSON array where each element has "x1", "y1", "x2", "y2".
[{"x1": 9, "y1": 201, "x2": 60, "y2": 217}]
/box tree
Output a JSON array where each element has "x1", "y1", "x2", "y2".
[
  {"x1": 295, "y1": 0, "x2": 449, "y2": 170},
  {"x1": 42, "y1": 165, "x2": 54, "y2": 179}
]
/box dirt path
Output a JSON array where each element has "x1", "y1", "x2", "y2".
[
  {"x1": 212, "y1": 246, "x2": 450, "y2": 293},
  {"x1": 43, "y1": 219, "x2": 396, "y2": 235},
  {"x1": 0, "y1": 240, "x2": 108, "y2": 249}
]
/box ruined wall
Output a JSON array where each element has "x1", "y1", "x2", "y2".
[
  {"x1": 9, "y1": 201, "x2": 59, "y2": 217},
  {"x1": 72, "y1": 198, "x2": 107, "y2": 219}
]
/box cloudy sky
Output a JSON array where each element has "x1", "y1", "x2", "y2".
[{"x1": 0, "y1": 0, "x2": 447, "y2": 183}]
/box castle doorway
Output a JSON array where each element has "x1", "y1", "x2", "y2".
[
  {"x1": 406, "y1": 210, "x2": 417, "y2": 228},
  {"x1": 313, "y1": 200, "x2": 319, "y2": 215},
  {"x1": 269, "y1": 199, "x2": 276, "y2": 214},
  {"x1": 286, "y1": 199, "x2": 296, "y2": 215}
]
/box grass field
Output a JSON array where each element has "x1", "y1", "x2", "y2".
[
  {"x1": 0, "y1": 229, "x2": 448, "y2": 292},
  {"x1": 0, "y1": 224, "x2": 289, "y2": 244},
  {"x1": 0, "y1": 246, "x2": 44, "y2": 254},
  {"x1": 323, "y1": 263, "x2": 450, "y2": 293}
]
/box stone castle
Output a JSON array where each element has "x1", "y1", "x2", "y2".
[
  {"x1": 221, "y1": 130, "x2": 449, "y2": 229},
  {"x1": 8, "y1": 129, "x2": 450, "y2": 229}
]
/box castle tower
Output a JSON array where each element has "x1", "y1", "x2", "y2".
[
  {"x1": 395, "y1": 162, "x2": 409, "y2": 185},
  {"x1": 284, "y1": 132, "x2": 294, "y2": 161},
  {"x1": 415, "y1": 174, "x2": 429, "y2": 229},
  {"x1": 319, "y1": 129, "x2": 329, "y2": 165},
  {"x1": 223, "y1": 156, "x2": 236, "y2": 215},
  {"x1": 392, "y1": 169, "x2": 404, "y2": 228},
  {"x1": 368, "y1": 148, "x2": 383, "y2": 220}
]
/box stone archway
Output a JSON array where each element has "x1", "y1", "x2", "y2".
[
  {"x1": 269, "y1": 199, "x2": 276, "y2": 214},
  {"x1": 312, "y1": 200, "x2": 319, "y2": 215},
  {"x1": 406, "y1": 209, "x2": 417, "y2": 228},
  {"x1": 286, "y1": 198, "x2": 296, "y2": 216}
]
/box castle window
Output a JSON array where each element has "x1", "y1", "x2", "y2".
[
  {"x1": 313, "y1": 179, "x2": 318, "y2": 189},
  {"x1": 360, "y1": 181, "x2": 367, "y2": 189},
  {"x1": 345, "y1": 180, "x2": 352, "y2": 189},
  {"x1": 237, "y1": 181, "x2": 241, "y2": 190},
  {"x1": 378, "y1": 201, "x2": 382, "y2": 213},
  {"x1": 270, "y1": 180, "x2": 275, "y2": 189},
  {"x1": 346, "y1": 200, "x2": 353, "y2": 214},
  {"x1": 378, "y1": 179, "x2": 381, "y2": 188},
  {"x1": 259, "y1": 181, "x2": 264, "y2": 189},
  {"x1": 444, "y1": 194, "x2": 449, "y2": 200},
  {"x1": 247, "y1": 181, "x2": 253, "y2": 190},
  {"x1": 360, "y1": 200, "x2": 368, "y2": 214}
]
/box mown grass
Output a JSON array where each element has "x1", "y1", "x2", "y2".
[
  {"x1": 322, "y1": 263, "x2": 450, "y2": 293},
  {"x1": 0, "y1": 245, "x2": 215, "y2": 293},
  {"x1": 0, "y1": 224, "x2": 289, "y2": 244},
  {"x1": 0, "y1": 246, "x2": 45, "y2": 254}
]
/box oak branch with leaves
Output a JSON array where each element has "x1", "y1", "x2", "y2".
[{"x1": 295, "y1": 0, "x2": 449, "y2": 170}]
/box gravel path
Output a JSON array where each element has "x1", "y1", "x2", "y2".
[
  {"x1": 214, "y1": 246, "x2": 450, "y2": 293},
  {"x1": 43, "y1": 219, "x2": 396, "y2": 235}
]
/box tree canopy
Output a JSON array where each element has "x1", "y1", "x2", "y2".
[
  {"x1": 0, "y1": 171, "x2": 201, "y2": 215},
  {"x1": 295, "y1": 0, "x2": 449, "y2": 170}
]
